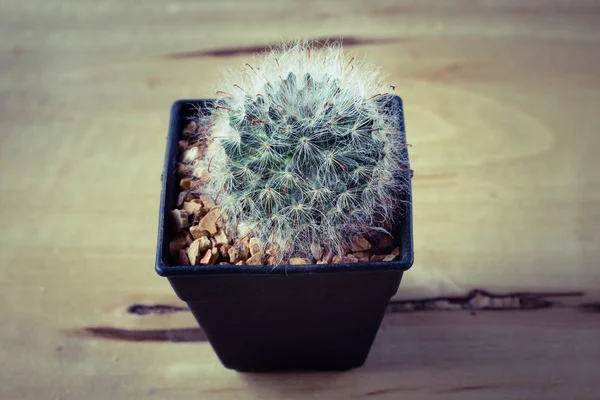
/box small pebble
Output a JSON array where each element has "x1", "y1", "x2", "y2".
[
  {"x1": 196, "y1": 237, "x2": 211, "y2": 252},
  {"x1": 321, "y1": 249, "x2": 334, "y2": 264},
  {"x1": 169, "y1": 209, "x2": 189, "y2": 232},
  {"x1": 351, "y1": 251, "x2": 370, "y2": 262},
  {"x1": 289, "y1": 257, "x2": 311, "y2": 265},
  {"x1": 350, "y1": 236, "x2": 372, "y2": 252},
  {"x1": 183, "y1": 231, "x2": 193, "y2": 246},
  {"x1": 246, "y1": 254, "x2": 263, "y2": 265},
  {"x1": 194, "y1": 208, "x2": 220, "y2": 236},
  {"x1": 182, "y1": 200, "x2": 202, "y2": 215},
  {"x1": 182, "y1": 147, "x2": 200, "y2": 163},
  {"x1": 169, "y1": 235, "x2": 187, "y2": 258},
  {"x1": 382, "y1": 253, "x2": 397, "y2": 262},
  {"x1": 176, "y1": 192, "x2": 187, "y2": 207},
  {"x1": 199, "y1": 194, "x2": 216, "y2": 209},
  {"x1": 178, "y1": 140, "x2": 189, "y2": 152},
  {"x1": 249, "y1": 237, "x2": 261, "y2": 257},
  {"x1": 200, "y1": 248, "x2": 219, "y2": 265},
  {"x1": 183, "y1": 121, "x2": 198, "y2": 137},
  {"x1": 219, "y1": 244, "x2": 230, "y2": 262},
  {"x1": 238, "y1": 246, "x2": 250, "y2": 261},
  {"x1": 377, "y1": 235, "x2": 394, "y2": 250},
  {"x1": 214, "y1": 230, "x2": 228, "y2": 246},
  {"x1": 310, "y1": 243, "x2": 323, "y2": 260},
  {"x1": 228, "y1": 247, "x2": 240, "y2": 264},
  {"x1": 179, "y1": 177, "x2": 193, "y2": 190},
  {"x1": 187, "y1": 240, "x2": 203, "y2": 264},
  {"x1": 176, "y1": 164, "x2": 192, "y2": 178},
  {"x1": 178, "y1": 250, "x2": 190, "y2": 265}
]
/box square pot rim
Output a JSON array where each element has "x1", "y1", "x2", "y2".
[{"x1": 156, "y1": 97, "x2": 414, "y2": 277}]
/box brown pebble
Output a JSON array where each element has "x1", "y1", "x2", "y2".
[
  {"x1": 182, "y1": 200, "x2": 203, "y2": 215},
  {"x1": 190, "y1": 211, "x2": 201, "y2": 226},
  {"x1": 236, "y1": 260, "x2": 246, "y2": 266},
  {"x1": 266, "y1": 246, "x2": 279, "y2": 257},
  {"x1": 218, "y1": 262, "x2": 230, "y2": 266},
  {"x1": 214, "y1": 230, "x2": 229, "y2": 246},
  {"x1": 195, "y1": 208, "x2": 220, "y2": 236},
  {"x1": 219, "y1": 244, "x2": 230, "y2": 262},
  {"x1": 289, "y1": 257, "x2": 311, "y2": 265},
  {"x1": 316, "y1": 260, "x2": 327, "y2": 264},
  {"x1": 184, "y1": 192, "x2": 196, "y2": 201},
  {"x1": 192, "y1": 167, "x2": 204, "y2": 179},
  {"x1": 169, "y1": 209, "x2": 189, "y2": 232},
  {"x1": 350, "y1": 236, "x2": 372, "y2": 252},
  {"x1": 176, "y1": 192, "x2": 187, "y2": 208},
  {"x1": 370, "y1": 254, "x2": 386, "y2": 262},
  {"x1": 266, "y1": 246, "x2": 280, "y2": 265},
  {"x1": 169, "y1": 235, "x2": 187, "y2": 258},
  {"x1": 341, "y1": 242, "x2": 350, "y2": 256},
  {"x1": 183, "y1": 231, "x2": 193, "y2": 246},
  {"x1": 310, "y1": 243, "x2": 323, "y2": 260},
  {"x1": 190, "y1": 225, "x2": 210, "y2": 239},
  {"x1": 176, "y1": 164, "x2": 192, "y2": 178},
  {"x1": 200, "y1": 248, "x2": 219, "y2": 265},
  {"x1": 179, "y1": 177, "x2": 194, "y2": 190},
  {"x1": 183, "y1": 121, "x2": 198, "y2": 137},
  {"x1": 249, "y1": 237, "x2": 261, "y2": 257},
  {"x1": 341, "y1": 255, "x2": 359, "y2": 263},
  {"x1": 192, "y1": 236, "x2": 211, "y2": 253},
  {"x1": 391, "y1": 247, "x2": 400, "y2": 256},
  {"x1": 182, "y1": 147, "x2": 200, "y2": 163},
  {"x1": 377, "y1": 235, "x2": 394, "y2": 250},
  {"x1": 240, "y1": 236, "x2": 250, "y2": 248},
  {"x1": 351, "y1": 251, "x2": 370, "y2": 262},
  {"x1": 228, "y1": 247, "x2": 240, "y2": 264},
  {"x1": 321, "y1": 249, "x2": 334, "y2": 264},
  {"x1": 238, "y1": 246, "x2": 250, "y2": 261},
  {"x1": 331, "y1": 255, "x2": 342, "y2": 264},
  {"x1": 382, "y1": 253, "x2": 397, "y2": 262},
  {"x1": 187, "y1": 240, "x2": 203, "y2": 264},
  {"x1": 178, "y1": 249, "x2": 190, "y2": 265},
  {"x1": 199, "y1": 194, "x2": 216, "y2": 209},
  {"x1": 178, "y1": 140, "x2": 189, "y2": 153},
  {"x1": 246, "y1": 254, "x2": 263, "y2": 265}
]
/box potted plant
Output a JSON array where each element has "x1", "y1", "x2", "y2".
[{"x1": 155, "y1": 40, "x2": 413, "y2": 372}]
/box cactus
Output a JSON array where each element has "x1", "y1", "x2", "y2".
[{"x1": 195, "y1": 40, "x2": 410, "y2": 262}]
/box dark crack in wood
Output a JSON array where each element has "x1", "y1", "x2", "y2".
[
  {"x1": 578, "y1": 302, "x2": 600, "y2": 313},
  {"x1": 168, "y1": 36, "x2": 401, "y2": 59},
  {"x1": 127, "y1": 303, "x2": 188, "y2": 316},
  {"x1": 387, "y1": 289, "x2": 584, "y2": 313},
  {"x1": 70, "y1": 327, "x2": 207, "y2": 342}
]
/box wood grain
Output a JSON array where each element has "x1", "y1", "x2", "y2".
[{"x1": 1, "y1": 0, "x2": 599, "y2": 398}]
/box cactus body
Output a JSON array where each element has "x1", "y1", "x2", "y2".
[{"x1": 196, "y1": 41, "x2": 410, "y2": 261}]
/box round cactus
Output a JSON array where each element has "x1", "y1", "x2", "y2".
[{"x1": 195, "y1": 40, "x2": 410, "y2": 262}]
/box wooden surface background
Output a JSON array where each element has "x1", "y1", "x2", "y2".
[{"x1": 1, "y1": 0, "x2": 599, "y2": 398}]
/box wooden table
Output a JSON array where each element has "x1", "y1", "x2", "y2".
[{"x1": 1, "y1": 0, "x2": 599, "y2": 398}]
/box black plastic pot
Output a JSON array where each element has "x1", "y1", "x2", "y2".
[{"x1": 156, "y1": 96, "x2": 413, "y2": 372}]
